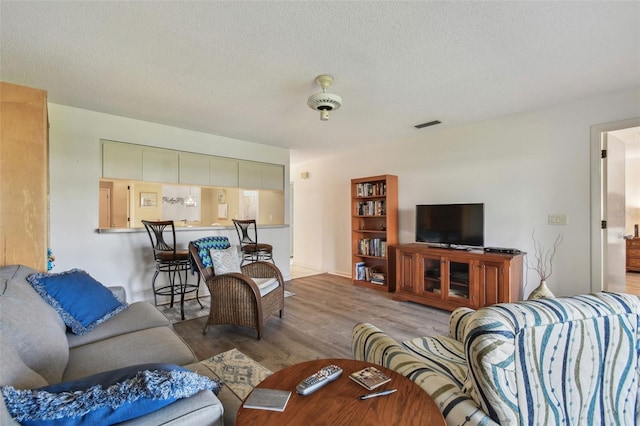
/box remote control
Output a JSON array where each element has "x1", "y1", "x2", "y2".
[{"x1": 296, "y1": 365, "x2": 343, "y2": 395}]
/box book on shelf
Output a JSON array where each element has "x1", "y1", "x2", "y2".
[
  {"x1": 356, "y1": 182, "x2": 387, "y2": 198},
  {"x1": 243, "y1": 388, "x2": 292, "y2": 412},
  {"x1": 349, "y1": 366, "x2": 392, "y2": 390},
  {"x1": 354, "y1": 262, "x2": 386, "y2": 284},
  {"x1": 355, "y1": 261, "x2": 366, "y2": 280},
  {"x1": 358, "y1": 238, "x2": 387, "y2": 257},
  {"x1": 356, "y1": 199, "x2": 386, "y2": 216}
]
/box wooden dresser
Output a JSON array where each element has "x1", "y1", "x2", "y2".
[{"x1": 627, "y1": 238, "x2": 640, "y2": 272}]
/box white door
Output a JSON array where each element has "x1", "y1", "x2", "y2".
[{"x1": 603, "y1": 133, "x2": 626, "y2": 289}]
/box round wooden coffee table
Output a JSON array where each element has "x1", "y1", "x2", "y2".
[{"x1": 235, "y1": 358, "x2": 445, "y2": 425}]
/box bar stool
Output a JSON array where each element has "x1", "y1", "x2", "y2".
[
  {"x1": 142, "y1": 220, "x2": 201, "y2": 320},
  {"x1": 232, "y1": 219, "x2": 274, "y2": 265}
]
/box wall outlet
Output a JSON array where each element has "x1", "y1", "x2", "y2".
[{"x1": 548, "y1": 214, "x2": 568, "y2": 225}]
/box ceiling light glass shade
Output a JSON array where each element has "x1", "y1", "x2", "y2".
[{"x1": 183, "y1": 195, "x2": 197, "y2": 207}]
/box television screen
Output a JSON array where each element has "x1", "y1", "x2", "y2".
[{"x1": 415, "y1": 203, "x2": 484, "y2": 248}]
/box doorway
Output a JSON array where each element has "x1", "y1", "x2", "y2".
[{"x1": 590, "y1": 118, "x2": 640, "y2": 294}]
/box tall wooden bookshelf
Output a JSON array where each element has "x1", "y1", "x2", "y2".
[{"x1": 351, "y1": 175, "x2": 398, "y2": 292}]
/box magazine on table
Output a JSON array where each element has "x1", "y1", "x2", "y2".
[{"x1": 349, "y1": 366, "x2": 391, "y2": 390}]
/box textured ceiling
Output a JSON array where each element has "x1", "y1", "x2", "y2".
[{"x1": 1, "y1": 1, "x2": 639, "y2": 163}]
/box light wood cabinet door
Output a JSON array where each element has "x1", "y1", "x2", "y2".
[{"x1": 0, "y1": 82, "x2": 49, "y2": 271}]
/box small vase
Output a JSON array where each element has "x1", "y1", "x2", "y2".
[{"x1": 528, "y1": 280, "x2": 555, "y2": 300}]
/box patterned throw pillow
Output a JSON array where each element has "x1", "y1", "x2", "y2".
[
  {"x1": 27, "y1": 269, "x2": 128, "y2": 335},
  {"x1": 209, "y1": 247, "x2": 242, "y2": 275}
]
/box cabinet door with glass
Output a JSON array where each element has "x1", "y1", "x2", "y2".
[
  {"x1": 444, "y1": 256, "x2": 473, "y2": 307},
  {"x1": 417, "y1": 253, "x2": 474, "y2": 309}
]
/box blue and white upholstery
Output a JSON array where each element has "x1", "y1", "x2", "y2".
[{"x1": 352, "y1": 292, "x2": 640, "y2": 426}]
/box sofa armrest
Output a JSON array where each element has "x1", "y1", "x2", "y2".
[
  {"x1": 352, "y1": 322, "x2": 497, "y2": 426},
  {"x1": 108, "y1": 286, "x2": 127, "y2": 303},
  {"x1": 448, "y1": 307, "x2": 475, "y2": 342}
]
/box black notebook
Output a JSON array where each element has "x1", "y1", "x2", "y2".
[{"x1": 243, "y1": 388, "x2": 292, "y2": 412}]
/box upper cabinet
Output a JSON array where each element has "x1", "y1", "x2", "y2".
[
  {"x1": 143, "y1": 147, "x2": 179, "y2": 183},
  {"x1": 238, "y1": 160, "x2": 284, "y2": 190},
  {"x1": 210, "y1": 156, "x2": 239, "y2": 187},
  {"x1": 261, "y1": 163, "x2": 285, "y2": 191},
  {"x1": 103, "y1": 141, "x2": 143, "y2": 180},
  {"x1": 238, "y1": 160, "x2": 262, "y2": 189},
  {"x1": 101, "y1": 140, "x2": 283, "y2": 189},
  {"x1": 179, "y1": 152, "x2": 210, "y2": 185}
]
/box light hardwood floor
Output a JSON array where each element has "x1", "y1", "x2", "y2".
[
  {"x1": 174, "y1": 273, "x2": 451, "y2": 373},
  {"x1": 608, "y1": 272, "x2": 640, "y2": 295}
]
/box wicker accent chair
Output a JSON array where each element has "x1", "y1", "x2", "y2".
[{"x1": 189, "y1": 236, "x2": 284, "y2": 340}]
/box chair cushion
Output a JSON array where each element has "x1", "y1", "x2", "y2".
[
  {"x1": 156, "y1": 250, "x2": 189, "y2": 262},
  {"x1": 27, "y1": 269, "x2": 128, "y2": 336},
  {"x1": 1, "y1": 363, "x2": 221, "y2": 425},
  {"x1": 209, "y1": 247, "x2": 241, "y2": 275},
  {"x1": 253, "y1": 278, "x2": 279, "y2": 297}
]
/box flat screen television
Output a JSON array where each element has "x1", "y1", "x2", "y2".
[{"x1": 415, "y1": 203, "x2": 484, "y2": 248}]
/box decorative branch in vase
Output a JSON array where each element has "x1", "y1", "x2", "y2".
[{"x1": 527, "y1": 231, "x2": 563, "y2": 300}]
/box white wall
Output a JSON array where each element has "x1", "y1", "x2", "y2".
[
  {"x1": 48, "y1": 104, "x2": 290, "y2": 302},
  {"x1": 291, "y1": 87, "x2": 640, "y2": 298}
]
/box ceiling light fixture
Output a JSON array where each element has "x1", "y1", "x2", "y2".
[
  {"x1": 183, "y1": 187, "x2": 197, "y2": 208},
  {"x1": 307, "y1": 75, "x2": 342, "y2": 121}
]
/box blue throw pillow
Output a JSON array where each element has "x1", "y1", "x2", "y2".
[
  {"x1": 27, "y1": 269, "x2": 128, "y2": 335},
  {"x1": 1, "y1": 363, "x2": 223, "y2": 425}
]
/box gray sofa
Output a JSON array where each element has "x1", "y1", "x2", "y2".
[{"x1": 0, "y1": 264, "x2": 238, "y2": 425}]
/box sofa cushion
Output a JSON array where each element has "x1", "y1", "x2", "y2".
[
  {"x1": 0, "y1": 332, "x2": 47, "y2": 389},
  {"x1": 63, "y1": 327, "x2": 197, "y2": 382},
  {"x1": 402, "y1": 335, "x2": 467, "y2": 388},
  {"x1": 0, "y1": 265, "x2": 69, "y2": 384},
  {"x1": 1, "y1": 363, "x2": 221, "y2": 425},
  {"x1": 120, "y1": 389, "x2": 224, "y2": 426},
  {"x1": 185, "y1": 362, "x2": 238, "y2": 426},
  {"x1": 27, "y1": 269, "x2": 128, "y2": 335},
  {"x1": 209, "y1": 247, "x2": 241, "y2": 275},
  {"x1": 67, "y1": 301, "x2": 171, "y2": 349}
]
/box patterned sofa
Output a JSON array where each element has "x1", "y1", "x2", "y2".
[{"x1": 352, "y1": 292, "x2": 640, "y2": 425}]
